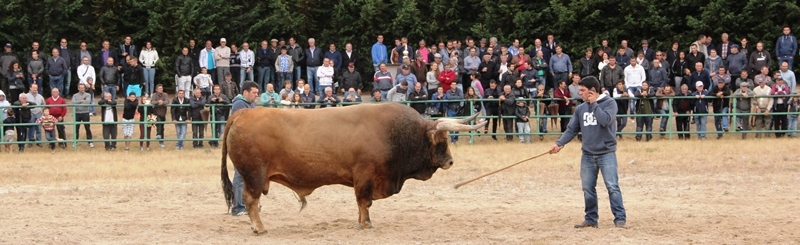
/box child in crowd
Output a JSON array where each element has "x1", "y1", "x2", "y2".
[
  {"x1": 194, "y1": 68, "x2": 213, "y2": 99},
  {"x1": 515, "y1": 99, "x2": 531, "y2": 143},
  {"x1": 3, "y1": 110, "x2": 16, "y2": 153},
  {"x1": 36, "y1": 108, "x2": 59, "y2": 152}
]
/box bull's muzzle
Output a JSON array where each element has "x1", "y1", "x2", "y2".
[{"x1": 441, "y1": 159, "x2": 454, "y2": 170}]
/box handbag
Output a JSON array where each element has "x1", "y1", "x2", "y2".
[{"x1": 426, "y1": 106, "x2": 440, "y2": 116}]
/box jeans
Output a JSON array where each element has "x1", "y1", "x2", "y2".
[
  {"x1": 177, "y1": 75, "x2": 192, "y2": 99},
  {"x1": 447, "y1": 109, "x2": 459, "y2": 142},
  {"x1": 656, "y1": 109, "x2": 669, "y2": 133},
  {"x1": 143, "y1": 67, "x2": 156, "y2": 95},
  {"x1": 86, "y1": 88, "x2": 95, "y2": 115},
  {"x1": 16, "y1": 125, "x2": 28, "y2": 150},
  {"x1": 635, "y1": 116, "x2": 653, "y2": 139},
  {"x1": 580, "y1": 153, "x2": 626, "y2": 225},
  {"x1": 779, "y1": 56, "x2": 794, "y2": 71},
  {"x1": 103, "y1": 85, "x2": 117, "y2": 100},
  {"x1": 306, "y1": 66, "x2": 319, "y2": 93},
  {"x1": 75, "y1": 113, "x2": 92, "y2": 141},
  {"x1": 616, "y1": 115, "x2": 628, "y2": 136},
  {"x1": 293, "y1": 67, "x2": 303, "y2": 84},
  {"x1": 552, "y1": 72, "x2": 568, "y2": 89},
  {"x1": 27, "y1": 114, "x2": 42, "y2": 143},
  {"x1": 695, "y1": 115, "x2": 707, "y2": 138},
  {"x1": 277, "y1": 72, "x2": 292, "y2": 88},
  {"x1": 626, "y1": 86, "x2": 641, "y2": 115},
  {"x1": 516, "y1": 121, "x2": 531, "y2": 142},
  {"x1": 736, "y1": 108, "x2": 750, "y2": 138},
  {"x1": 256, "y1": 66, "x2": 270, "y2": 89},
  {"x1": 49, "y1": 75, "x2": 64, "y2": 94},
  {"x1": 44, "y1": 130, "x2": 56, "y2": 149},
  {"x1": 789, "y1": 116, "x2": 798, "y2": 137},
  {"x1": 64, "y1": 70, "x2": 72, "y2": 95},
  {"x1": 102, "y1": 124, "x2": 117, "y2": 149},
  {"x1": 240, "y1": 67, "x2": 254, "y2": 86},
  {"x1": 318, "y1": 85, "x2": 331, "y2": 95},
  {"x1": 155, "y1": 115, "x2": 165, "y2": 145},
  {"x1": 27, "y1": 76, "x2": 43, "y2": 94},
  {"x1": 676, "y1": 113, "x2": 691, "y2": 139},
  {"x1": 192, "y1": 123, "x2": 205, "y2": 147},
  {"x1": 231, "y1": 168, "x2": 246, "y2": 215},
  {"x1": 175, "y1": 123, "x2": 187, "y2": 147},
  {"x1": 714, "y1": 107, "x2": 729, "y2": 136},
  {"x1": 211, "y1": 115, "x2": 226, "y2": 146}
]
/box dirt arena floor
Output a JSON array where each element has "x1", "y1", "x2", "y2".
[{"x1": 2, "y1": 124, "x2": 800, "y2": 244}]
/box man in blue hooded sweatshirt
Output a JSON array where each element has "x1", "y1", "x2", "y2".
[
  {"x1": 229, "y1": 80, "x2": 259, "y2": 216},
  {"x1": 549, "y1": 76, "x2": 627, "y2": 229}
]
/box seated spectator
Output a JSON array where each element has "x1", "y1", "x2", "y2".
[
  {"x1": 278, "y1": 80, "x2": 294, "y2": 100},
  {"x1": 295, "y1": 79, "x2": 307, "y2": 94},
  {"x1": 371, "y1": 89, "x2": 384, "y2": 103},
  {"x1": 97, "y1": 92, "x2": 118, "y2": 151},
  {"x1": 279, "y1": 93, "x2": 291, "y2": 108},
  {"x1": 121, "y1": 92, "x2": 138, "y2": 151},
  {"x1": 395, "y1": 65, "x2": 418, "y2": 88},
  {"x1": 35, "y1": 108, "x2": 58, "y2": 152},
  {"x1": 736, "y1": 70, "x2": 754, "y2": 90},
  {"x1": 430, "y1": 86, "x2": 447, "y2": 117},
  {"x1": 189, "y1": 88, "x2": 207, "y2": 148},
  {"x1": 300, "y1": 84, "x2": 316, "y2": 109},
  {"x1": 387, "y1": 80, "x2": 410, "y2": 102},
  {"x1": 260, "y1": 83, "x2": 281, "y2": 107},
  {"x1": 408, "y1": 82, "x2": 427, "y2": 115},
  {"x1": 288, "y1": 93, "x2": 303, "y2": 109},
  {"x1": 343, "y1": 87, "x2": 362, "y2": 106},
  {"x1": 316, "y1": 87, "x2": 340, "y2": 108}
]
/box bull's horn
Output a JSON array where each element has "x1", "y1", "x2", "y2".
[
  {"x1": 436, "y1": 113, "x2": 481, "y2": 124},
  {"x1": 436, "y1": 121, "x2": 488, "y2": 132}
]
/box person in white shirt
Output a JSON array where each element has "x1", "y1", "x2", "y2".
[
  {"x1": 316, "y1": 58, "x2": 334, "y2": 94},
  {"x1": 76, "y1": 57, "x2": 96, "y2": 115},
  {"x1": 139, "y1": 41, "x2": 159, "y2": 96},
  {"x1": 239, "y1": 42, "x2": 255, "y2": 85},
  {"x1": 623, "y1": 57, "x2": 646, "y2": 114},
  {"x1": 194, "y1": 67, "x2": 214, "y2": 99}
]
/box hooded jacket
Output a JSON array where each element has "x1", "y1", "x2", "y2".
[{"x1": 556, "y1": 94, "x2": 618, "y2": 155}]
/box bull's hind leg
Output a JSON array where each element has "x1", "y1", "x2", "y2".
[{"x1": 244, "y1": 186, "x2": 267, "y2": 234}]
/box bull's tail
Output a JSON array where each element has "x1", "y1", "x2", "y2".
[{"x1": 221, "y1": 118, "x2": 235, "y2": 211}]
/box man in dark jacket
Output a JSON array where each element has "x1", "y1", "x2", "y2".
[
  {"x1": 98, "y1": 57, "x2": 119, "y2": 100},
  {"x1": 175, "y1": 47, "x2": 194, "y2": 97},
  {"x1": 340, "y1": 63, "x2": 361, "y2": 97},
  {"x1": 776, "y1": 26, "x2": 798, "y2": 69},
  {"x1": 305, "y1": 38, "x2": 324, "y2": 93},
  {"x1": 171, "y1": 90, "x2": 190, "y2": 150},
  {"x1": 189, "y1": 88, "x2": 206, "y2": 148},
  {"x1": 13, "y1": 94, "x2": 35, "y2": 152},
  {"x1": 578, "y1": 48, "x2": 597, "y2": 78},
  {"x1": 600, "y1": 58, "x2": 624, "y2": 92},
  {"x1": 725, "y1": 45, "x2": 748, "y2": 83},
  {"x1": 57, "y1": 39, "x2": 74, "y2": 95},
  {"x1": 287, "y1": 38, "x2": 305, "y2": 84},
  {"x1": 207, "y1": 85, "x2": 229, "y2": 148},
  {"x1": 1, "y1": 43, "x2": 19, "y2": 93},
  {"x1": 692, "y1": 82, "x2": 710, "y2": 140},
  {"x1": 499, "y1": 84, "x2": 517, "y2": 141},
  {"x1": 478, "y1": 53, "x2": 497, "y2": 89},
  {"x1": 648, "y1": 59, "x2": 669, "y2": 88},
  {"x1": 97, "y1": 92, "x2": 118, "y2": 150},
  {"x1": 710, "y1": 78, "x2": 731, "y2": 139}
]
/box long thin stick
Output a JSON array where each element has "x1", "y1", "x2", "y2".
[{"x1": 454, "y1": 151, "x2": 550, "y2": 189}]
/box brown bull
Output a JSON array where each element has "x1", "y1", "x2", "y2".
[{"x1": 221, "y1": 103, "x2": 485, "y2": 234}]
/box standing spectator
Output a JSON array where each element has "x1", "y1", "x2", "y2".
[
  {"x1": 139, "y1": 42, "x2": 159, "y2": 96},
  {"x1": 395, "y1": 65, "x2": 418, "y2": 87},
  {"x1": 300, "y1": 84, "x2": 315, "y2": 109},
  {"x1": 26, "y1": 83, "x2": 45, "y2": 146},
  {"x1": 733, "y1": 82, "x2": 754, "y2": 139},
  {"x1": 12, "y1": 94, "x2": 35, "y2": 152},
  {"x1": 752, "y1": 79, "x2": 773, "y2": 138},
  {"x1": 531, "y1": 84, "x2": 550, "y2": 140},
  {"x1": 94, "y1": 41, "x2": 118, "y2": 71},
  {"x1": 125, "y1": 57, "x2": 144, "y2": 97},
  {"x1": 6, "y1": 61, "x2": 25, "y2": 104},
  {"x1": 75, "y1": 42, "x2": 92, "y2": 72},
  {"x1": 736, "y1": 70, "x2": 755, "y2": 90},
  {"x1": 426, "y1": 63, "x2": 441, "y2": 96},
  {"x1": 46, "y1": 88, "x2": 67, "y2": 148},
  {"x1": 671, "y1": 51, "x2": 688, "y2": 88},
  {"x1": 274, "y1": 46, "x2": 294, "y2": 87},
  {"x1": 478, "y1": 52, "x2": 497, "y2": 90},
  {"x1": 649, "y1": 59, "x2": 669, "y2": 88},
  {"x1": 199, "y1": 40, "x2": 216, "y2": 85},
  {"x1": 340, "y1": 63, "x2": 361, "y2": 97},
  {"x1": 239, "y1": 42, "x2": 255, "y2": 85},
  {"x1": 305, "y1": 38, "x2": 324, "y2": 93},
  {"x1": 634, "y1": 81, "x2": 656, "y2": 141},
  {"x1": 373, "y1": 63, "x2": 393, "y2": 98},
  {"x1": 72, "y1": 84, "x2": 93, "y2": 147},
  {"x1": 686, "y1": 44, "x2": 706, "y2": 69},
  {"x1": 189, "y1": 88, "x2": 206, "y2": 148},
  {"x1": 779, "y1": 61, "x2": 797, "y2": 93},
  {"x1": 672, "y1": 84, "x2": 693, "y2": 140},
  {"x1": 515, "y1": 99, "x2": 531, "y2": 143},
  {"x1": 23, "y1": 41, "x2": 47, "y2": 68},
  {"x1": 371, "y1": 35, "x2": 388, "y2": 72},
  {"x1": 266, "y1": 39, "x2": 281, "y2": 86},
  {"x1": 692, "y1": 82, "x2": 710, "y2": 140},
  {"x1": 149, "y1": 85, "x2": 169, "y2": 148},
  {"x1": 710, "y1": 78, "x2": 731, "y2": 139},
  {"x1": 463, "y1": 47, "x2": 481, "y2": 83},
  {"x1": 260, "y1": 83, "x2": 281, "y2": 107},
  {"x1": 615, "y1": 47, "x2": 631, "y2": 68},
  {"x1": 99, "y1": 57, "x2": 119, "y2": 100},
  {"x1": 749, "y1": 42, "x2": 772, "y2": 77},
  {"x1": 55, "y1": 40, "x2": 73, "y2": 96},
  {"x1": 287, "y1": 38, "x2": 305, "y2": 84},
  {"x1": 655, "y1": 85, "x2": 676, "y2": 138},
  {"x1": 76, "y1": 57, "x2": 96, "y2": 115},
  {"x1": 214, "y1": 38, "x2": 231, "y2": 84},
  {"x1": 578, "y1": 48, "x2": 597, "y2": 78},
  {"x1": 726, "y1": 45, "x2": 748, "y2": 83},
  {"x1": 219, "y1": 71, "x2": 239, "y2": 102},
  {"x1": 229, "y1": 44, "x2": 240, "y2": 85},
  {"x1": 255, "y1": 40, "x2": 271, "y2": 89},
  {"x1": 613, "y1": 81, "x2": 630, "y2": 139},
  {"x1": 316, "y1": 58, "x2": 334, "y2": 93},
  {"x1": 788, "y1": 95, "x2": 800, "y2": 138},
  {"x1": 554, "y1": 80, "x2": 573, "y2": 133},
  {"x1": 35, "y1": 108, "x2": 57, "y2": 152},
  {"x1": 549, "y1": 45, "x2": 572, "y2": 89},
  {"x1": 175, "y1": 47, "x2": 194, "y2": 99},
  {"x1": 324, "y1": 43, "x2": 343, "y2": 73},
  {"x1": 775, "y1": 26, "x2": 797, "y2": 69},
  {"x1": 121, "y1": 92, "x2": 137, "y2": 151},
  {"x1": 692, "y1": 35, "x2": 709, "y2": 57},
  {"x1": 342, "y1": 43, "x2": 358, "y2": 70},
  {"x1": 194, "y1": 68, "x2": 213, "y2": 99},
  {"x1": 395, "y1": 37, "x2": 415, "y2": 61},
  {"x1": 116, "y1": 37, "x2": 135, "y2": 94},
  {"x1": 624, "y1": 57, "x2": 646, "y2": 114},
  {"x1": 228, "y1": 80, "x2": 259, "y2": 216},
  {"x1": 171, "y1": 90, "x2": 189, "y2": 150},
  {"x1": 97, "y1": 92, "x2": 117, "y2": 151},
  {"x1": 207, "y1": 85, "x2": 229, "y2": 147},
  {"x1": 600, "y1": 58, "x2": 623, "y2": 93},
  {"x1": 754, "y1": 66, "x2": 774, "y2": 87},
  {"x1": 27, "y1": 50, "x2": 44, "y2": 94},
  {"x1": 46, "y1": 48, "x2": 68, "y2": 97},
  {"x1": 499, "y1": 84, "x2": 516, "y2": 142},
  {"x1": 666, "y1": 41, "x2": 680, "y2": 66},
  {"x1": 690, "y1": 62, "x2": 712, "y2": 91},
  {"x1": 771, "y1": 77, "x2": 791, "y2": 137},
  {"x1": 567, "y1": 76, "x2": 582, "y2": 105},
  {"x1": 484, "y1": 80, "x2": 501, "y2": 139},
  {"x1": 386, "y1": 80, "x2": 409, "y2": 102},
  {"x1": 278, "y1": 80, "x2": 295, "y2": 99},
  {"x1": 704, "y1": 50, "x2": 723, "y2": 75},
  {"x1": 446, "y1": 81, "x2": 465, "y2": 143}
]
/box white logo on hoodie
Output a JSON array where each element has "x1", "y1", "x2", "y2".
[{"x1": 583, "y1": 112, "x2": 597, "y2": 126}]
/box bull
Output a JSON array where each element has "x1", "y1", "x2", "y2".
[{"x1": 220, "y1": 103, "x2": 485, "y2": 234}]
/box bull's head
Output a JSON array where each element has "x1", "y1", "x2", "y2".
[{"x1": 427, "y1": 113, "x2": 488, "y2": 170}]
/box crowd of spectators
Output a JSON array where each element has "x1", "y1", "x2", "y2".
[{"x1": 1, "y1": 28, "x2": 800, "y2": 152}]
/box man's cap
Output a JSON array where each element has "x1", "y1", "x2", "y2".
[
  {"x1": 348, "y1": 62, "x2": 354, "y2": 68},
  {"x1": 434, "y1": 53, "x2": 442, "y2": 58},
  {"x1": 641, "y1": 39, "x2": 648, "y2": 44},
  {"x1": 270, "y1": 39, "x2": 278, "y2": 42},
  {"x1": 740, "y1": 82, "x2": 749, "y2": 87},
  {"x1": 4, "y1": 43, "x2": 11, "y2": 48},
  {"x1": 757, "y1": 77, "x2": 766, "y2": 83},
  {"x1": 220, "y1": 38, "x2": 227, "y2": 43},
  {"x1": 224, "y1": 71, "x2": 232, "y2": 76},
  {"x1": 731, "y1": 44, "x2": 740, "y2": 49},
  {"x1": 401, "y1": 64, "x2": 409, "y2": 69},
  {"x1": 776, "y1": 76, "x2": 784, "y2": 81},
  {"x1": 480, "y1": 38, "x2": 487, "y2": 44},
  {"x1": 716, "y1": 77, "x2": 726, "y2": 83},
  {"x1": 695, "y1": 81, "x2": 704, "y2": 87}
]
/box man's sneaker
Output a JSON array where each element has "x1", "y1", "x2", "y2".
[
  {"x1": 574, "y1": 221, "x2": 598, "y2": 228},
  {"x1": 615, "y1": 221, "x2": 626, "y2": 229},
  {"x1": 89, "y1": 143, "x2": 94, "y2": 148},
  {"x1": 233, "y1": 211, "x2": 248, "y2": 216},
  {"x1": 140, "y1": 147, "x2": 144, "y2": 151},
  {"x1": 159, "y1": 143, "x2": 165, "y2": 148}
]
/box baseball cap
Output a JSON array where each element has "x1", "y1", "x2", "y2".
[
  {"x1": 4, "y1": 43, "x2": 10, "y2": 48},
  {"x1": 348, "y1": 62, "x2": 354, "y2": 68},
  {"x1": 224, "y1": 71, "x2": 232, "y2": 76},
  {"x1": 220, "y1": 38, "x2": 227, "y2": 43},
  {"x1": 731, "y1": 44, "x2": 740, "y2": 49},
  {"x1": 740, "y1": 82, "x2": 749, "y2": 87},
  {"x1": 434, "y1": 53, "x2": 442, "y2": 58},
  {"x1": 401, "y1": 64, "x2": 409, "y2": 69},
  {"x1": 641, "y1": 39, "x2": 648, "y2": 44},
  {"x1": 776, "y1": 76, "x2": 784, "y2": 81},
  {"x1": 271, "y1": 39, "x2": 278, "y2": 42},
  {"x1": 695, "y1": 81, "x2": 704, "y2": 87}
]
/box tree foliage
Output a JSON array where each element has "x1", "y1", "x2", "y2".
[{"x1": 0, "y1": 0, "x2": 798, "y2": 91}]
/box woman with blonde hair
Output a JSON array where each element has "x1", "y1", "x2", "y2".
[{"x1": 426, "y1": 62, "x2": 440, "y2": 96}]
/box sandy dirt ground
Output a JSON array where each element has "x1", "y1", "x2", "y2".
[{"x1": 2, "y1": 135, "x2": 800, "y2": 244}]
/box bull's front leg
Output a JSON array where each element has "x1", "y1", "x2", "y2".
[{"x1": 354, "y1": 182, "x2": 374, "y2": 230}]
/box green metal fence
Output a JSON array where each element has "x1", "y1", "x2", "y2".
[{"x1": 1, "y1": 94, "x2": 798, "y2": 149}]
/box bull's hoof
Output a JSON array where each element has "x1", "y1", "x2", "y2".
[
  {"x1": 251, "y1": 226, "x2": 268, "y2": 235},
  {"x1": 357, "y1": 222, "x2": 374, "y2": 230}
]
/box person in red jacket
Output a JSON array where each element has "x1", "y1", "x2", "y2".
[
  {"x1": 553, "y1": 80, "x2": 573, "y2": 132},
  {"x1": 438, "y1": 63, "x2": 457, "y2": 92},
  {"x1": 45, "y1": 88, "x2": 68, "y2": 149}
]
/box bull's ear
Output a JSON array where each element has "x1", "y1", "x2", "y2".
[{"x1": 427, "y1": 130, "x2": 438, "y2": 144}]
